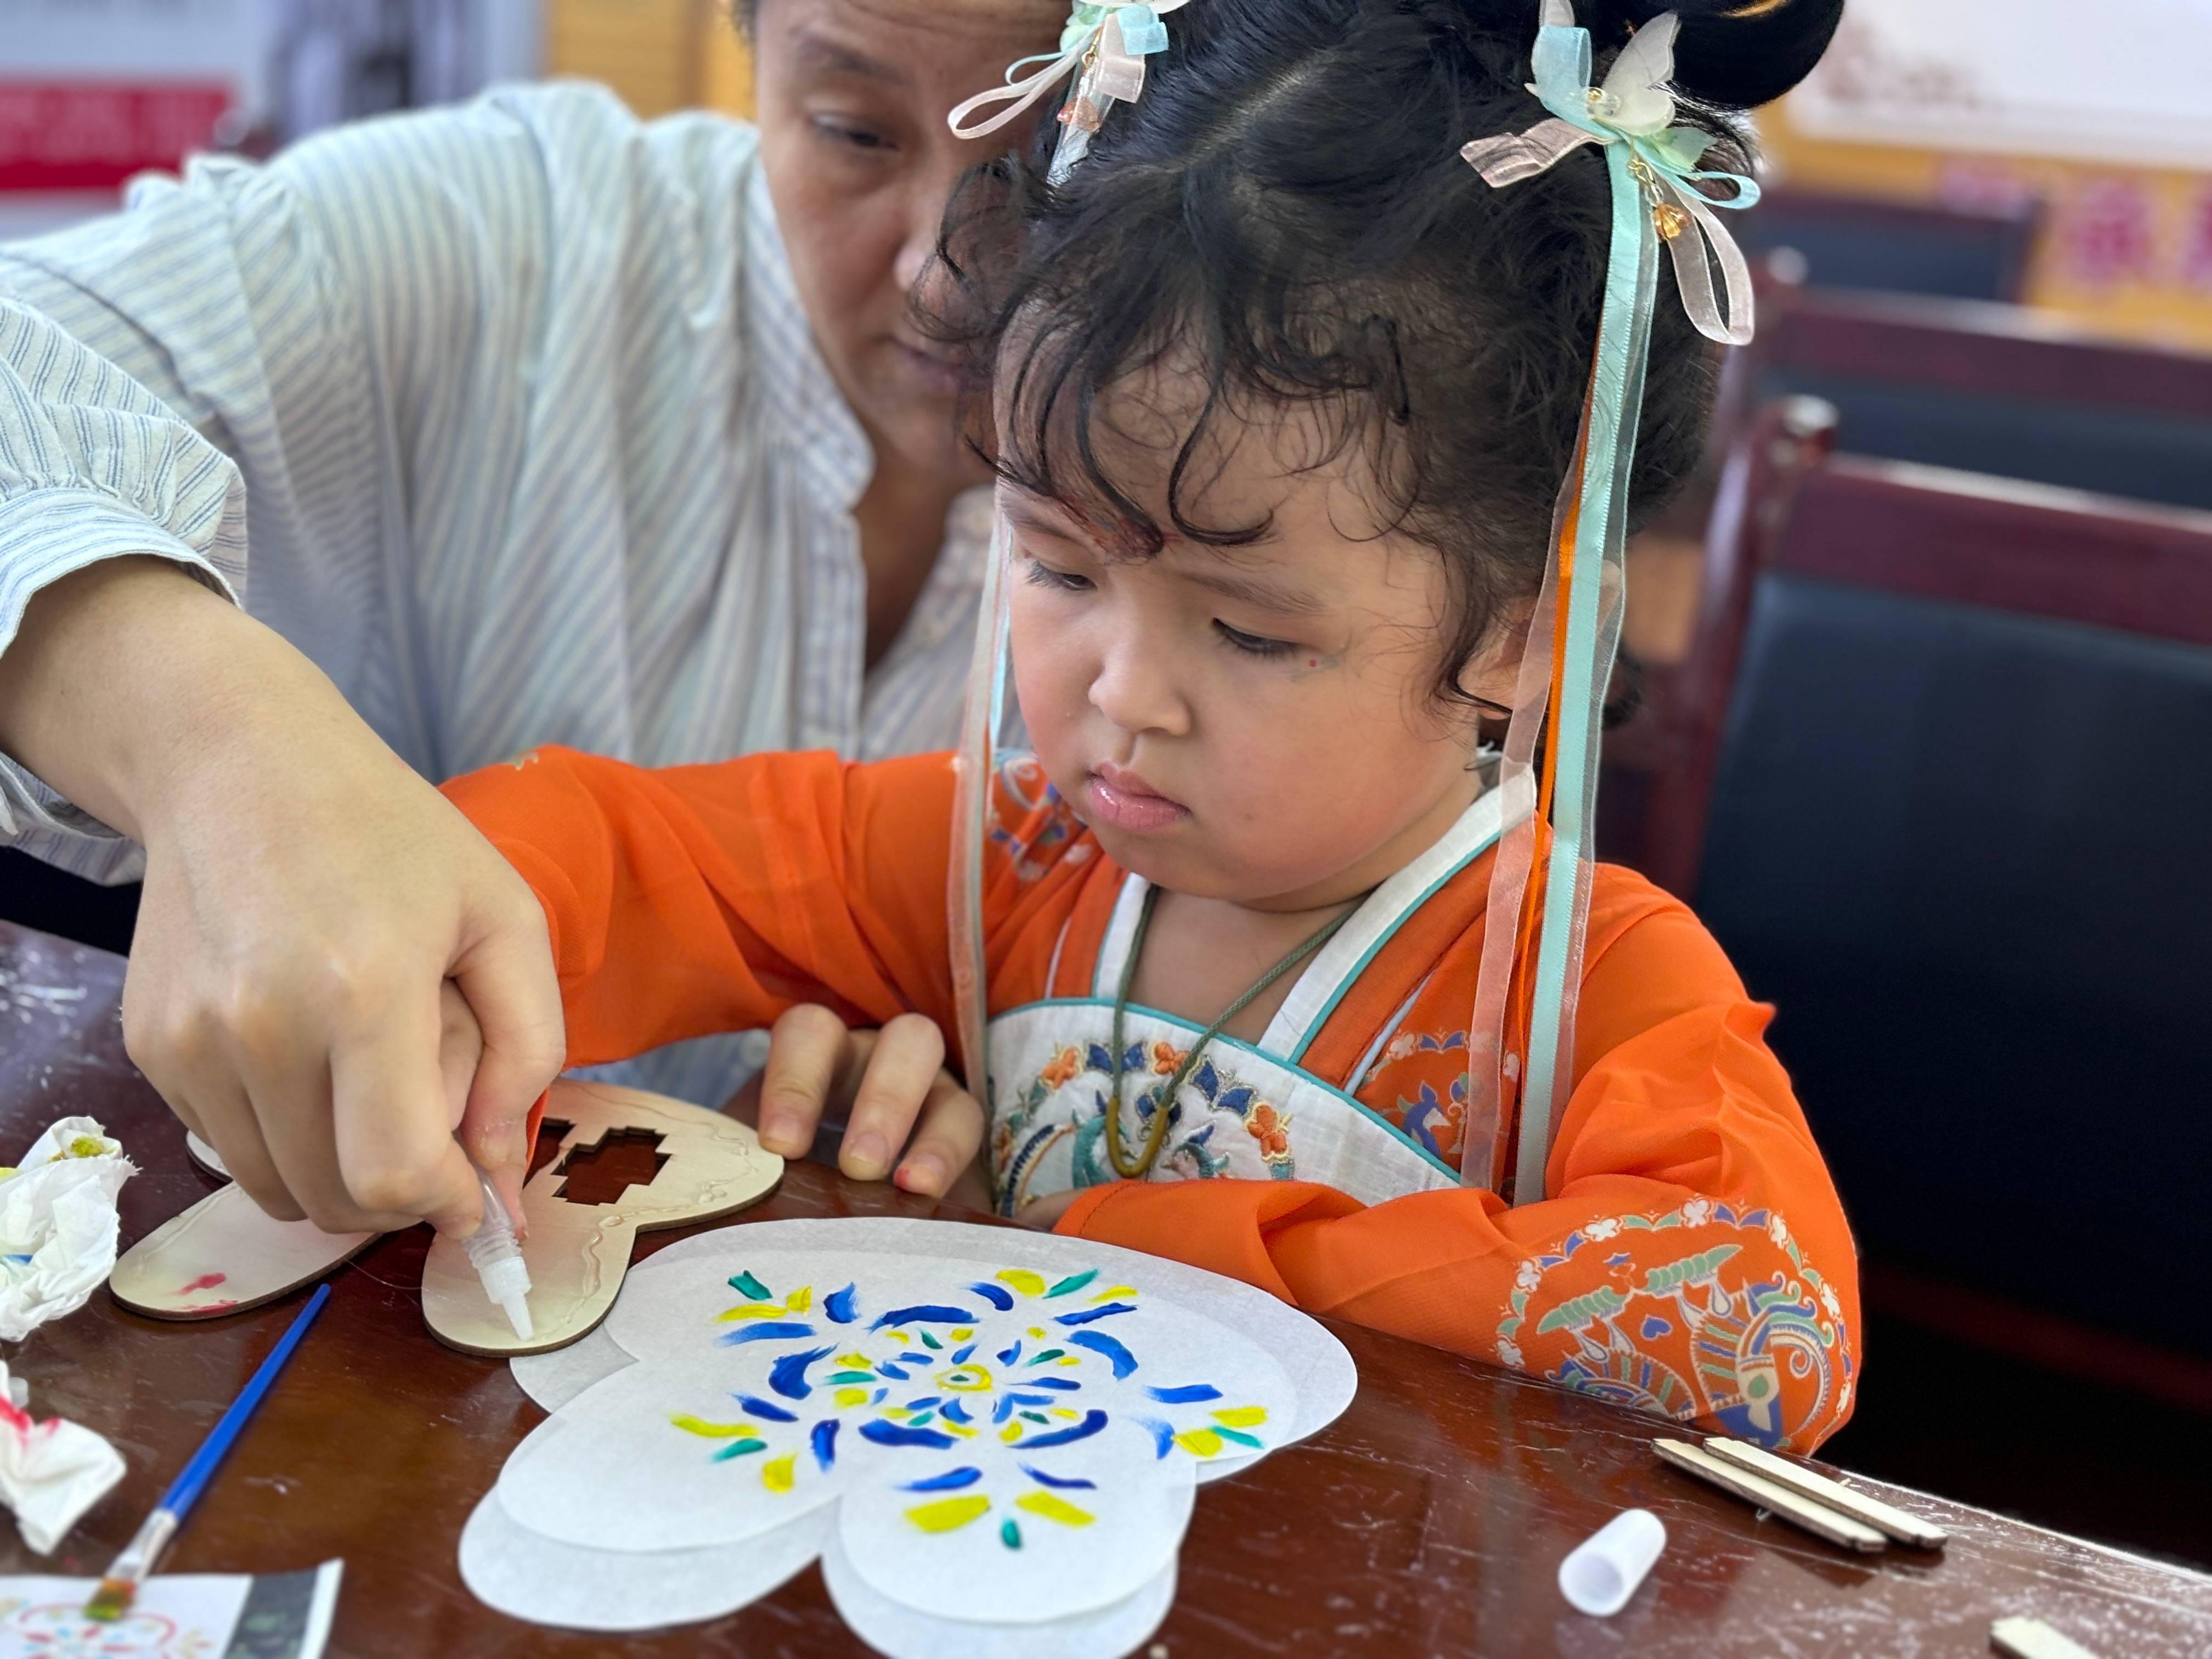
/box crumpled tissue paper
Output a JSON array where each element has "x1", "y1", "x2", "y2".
[
  {"x1": 0, "y1": 1116, "x2": 135, "y2": 1552},
  {"x1": 0, "y1": 1115, "x2": 136, "y2": 1342},
  {"x1": 0, "y1": 1357, "x2": 126, "y2": 1552}
]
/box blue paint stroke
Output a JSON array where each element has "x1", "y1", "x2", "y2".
[
  {"x1": 968, "y1": 1281, "x2": 1015, "y2": 1311},
  {"x1": 735, "y1": 1393, "x2": 799, "y2": 1423},
  {"x1": 860, "y1": 1420, "x2": 958, "y2": 1451},
  {"x1": 901, "y1": 1353, "x2": 934, "y2": 1366},
  {"x1": 997, "y1": 1342, "x2": 1023, "y2": 1365},
  {"x1": 825, "y1": 1284, "x2": 860, "y2": 1324},
  {"x1": 1135, "y1": 1417, "x2": 1177, "y2": 1458},
  {"x1": 1012, "y1": 1409, "x2": 1108, "y2": 1450},
  {"x1": 870, "y1": 1305, "x2": 978, "y2": 1331},
  {"x1": 1027, "y1": 1378, "x2": 1081, "y2": 1392},
  {"x1": 1020, "y1": 1464, "x2": 1098, "y2": 1491},
  {"x1": 904, "y1": 1396, "x2": 942, "y2": 1412},
  {"x1": 951, "y1": 1344, "x2": 975, "y2": 1364},
  {"x1": 901, "y1": 1466, "x2": 983, "y2": 1492},
  {"x1": 811, "y1": 1419, "x2": 839, "y2": 1471},
  {"x1": 1067, "y1": 1330, "x2": 1137, "y2": 1379},
  {"x1": 1044, "y1": 1268, "x2": 1099, "y2": 1298},
  {"x1": 769, "y1": 1346, "x2": 835, "y2": 1401},
  {"x1": 876, "y1": 1362, "x2": 911, "y2": 1381},
  {"x1": 940, "y1": 1398, "x2": 973, "y2": 1425},
  {"x1": 717, "y1": 1322, "x2": 815, "y2": 1346},
  {"x1": 1053, "y1": 1302, "x2": 1136, "y2": 1327},
  {"x1": 1144, "y1": 1384, "x2": 1222, "y2": 1404}
]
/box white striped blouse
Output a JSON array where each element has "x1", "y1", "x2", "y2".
[{"x1": 0, "y1": 82, "x2": 992, "y2": 1102}]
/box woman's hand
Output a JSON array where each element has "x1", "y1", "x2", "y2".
[
  {"x1": 0, "y1": 560, "x2": 568, "y2": 1237},
  {"x1": 745, "y1": 1005, "x2": 986, "y2": 1199}
]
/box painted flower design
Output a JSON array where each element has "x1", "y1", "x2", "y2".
[
  {"x1": 1147, "y1": 1040, "x2": 1184, "y2": 1076},
  {"x1": 467, "y1": 1222, "x2": 1356, "y2": 1657}
]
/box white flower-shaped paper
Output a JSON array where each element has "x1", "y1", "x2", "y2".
[
  {"x1": 0, "y1": 1116, "x2": 134, "y2": 1343},
  {"x1": 465, "y1": 1220, "x2": 1356, "y2": 1656}
]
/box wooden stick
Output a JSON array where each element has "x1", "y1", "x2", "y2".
[
  {"x1": 1700, "y1": 1436, "x2": 1949, "y2": 1549},
  {"x1": 1651, "y1": 1438, "x2": 1887, "y2": 1552},
  {"x1": 1991, "y1": 1615, "x2": 2106, "y2": 1659}
]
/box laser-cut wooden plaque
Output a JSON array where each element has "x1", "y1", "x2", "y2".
[
  {"x1": 110, "y1": 1082, "x2": 782, "y2": 1354},
  {"x1": 420, "y1": 1081, "x2": 783, "y2": 1357}
]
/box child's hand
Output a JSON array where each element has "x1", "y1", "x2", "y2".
[
  {"x1": 1015, "y1": 1189, "x2": 1079, "y2": 1231},
  {"x1": 751, "y1": 1005, "x2": 985, "y2": 1199}
]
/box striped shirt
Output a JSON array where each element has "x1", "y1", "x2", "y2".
[{"x1": 0, "y1": 82, "x2": 991, "y2": 1102}]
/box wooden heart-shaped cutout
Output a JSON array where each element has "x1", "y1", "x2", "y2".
[{"x1": 420, "y1": 1081, "x2": 783, "y2": 1357}]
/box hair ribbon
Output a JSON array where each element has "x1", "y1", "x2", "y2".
[
  {"x1": 1459, "y1": 3, "x2": 1762, "y2": 1205},
  {"x1": 1460, "y1": 1, "x2": 1760, "y2": 345},
  {"x1": 949, "y1": 2, "x2": 1189, "y2": 143}
]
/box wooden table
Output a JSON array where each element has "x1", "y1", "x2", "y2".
[{"x1": 4, "y1": 919, "x2": 2209, "y2": 1657}]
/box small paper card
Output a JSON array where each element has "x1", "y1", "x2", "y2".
[{"x1": 0, "y1": 1561, "x2": 341, "y2": 1658}]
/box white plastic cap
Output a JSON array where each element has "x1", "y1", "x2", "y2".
[
  {"x1": 1558, "y1": 1508, "x2": 1666, "y2": 1616},
  {"x1": 478, "y1": 1254, "x2": 535, "y2": 1340}
]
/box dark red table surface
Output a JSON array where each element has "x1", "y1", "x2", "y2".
[{"x1": 3, "y1": 919, "x2": 2208, "y2": 1656}]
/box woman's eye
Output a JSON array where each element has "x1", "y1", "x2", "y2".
[
  {"x1": 812, "y1": 117, "x2": 894, "y2": 153},
  {"x1": 1214, "y1": 620, "x2": 1295, "y2": 659},
  {"x1": 1022, "y1": 560, "x2": 1093, "y2": 594}
]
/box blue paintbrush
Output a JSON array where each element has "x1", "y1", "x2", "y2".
[{"x1": 85, "y1": 1282, "x2": 332, "y2": 1620}]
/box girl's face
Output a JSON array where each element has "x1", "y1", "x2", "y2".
[
  {"x1": 752, "y1": 0, "x2": 1062, "y2": 481},
  {"x1": 1005, "y1": 408, "x2": 1520, "y2": 912}
]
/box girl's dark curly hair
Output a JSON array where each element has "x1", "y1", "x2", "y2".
[{"x1": 932, "y1": 0, "x2": 1842, "y2": 706}]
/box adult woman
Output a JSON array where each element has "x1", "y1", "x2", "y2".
[{"x1": 0, "y1": 0, "x2": 1058, "y2": 1235}]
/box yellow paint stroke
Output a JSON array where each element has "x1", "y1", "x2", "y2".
[
  {"x1": 717, "y1": 1303, "x2": 788, "y2": 1322},
  {"x1": 834, "y1": 1388, "x2": 869, "y2": 1408},
  {"x1": 1090, "y1": 1286, "x2": 1137, "y2": 1302},
  {"x1": 1016, "y1": 1492, "x2": 1096, "y2": 1527},
  {"x1": 669, "y1": 1415, "x2": 758, "y2": 1438},
  {"x1": 1049, "y1": 1408, "x2": 1076, "y2": 1420},
  {"x1": 1211, "y1": 1406, "x2": 1269, "y2": 1427},
  {"x1": 951, "y1": 1327, "x2": 973, "y2": 1340},
  {"x1": 1175, "y1": 1429, "x2": 1225, "y2": 1457},
  {"x1": 885, "y1": 1330, "x2": 911, "y2": 1346},
  {"x1": 997, "y1": 1269, "x2": 1047, "y2": 1297},
  {"x1": 837, "y1": 1352, "x2": 874, "y2": 1370},
  {"x1": 1000, "y1": 1423, "x2": 1024, "y2": 1443},
  {"x1": 784, "y1": 1285, "x2": 812, "y2": 1313},
  {"x1": 907, "y1": 1495, "x2": 991, "y2": 1533},
  {"x1": 1028, "y1": 1327, "x2": 1047, "y2": 1340},
  {"x1": 945, "y1": 1424, "x2": 977, "y2": 1438},
  {"x1": 1058, "y1": 1356, "x2": 1080, "y2": 1367},
  {"x1": 761, "y1": 1453, "x2": 797, "y2": 1493}
]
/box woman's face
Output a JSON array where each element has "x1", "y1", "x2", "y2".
[{"x1": 752, "y1": 0, "x2": 1061, "y2": 483}]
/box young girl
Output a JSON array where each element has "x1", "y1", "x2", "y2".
[{"x1": 443, "y1": 0, "x2": 1858, "y2": 1452}]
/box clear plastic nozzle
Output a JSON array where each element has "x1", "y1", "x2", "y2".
[{"x1": 462, "y1": 1161, "x2": 534, "y2": 1340}]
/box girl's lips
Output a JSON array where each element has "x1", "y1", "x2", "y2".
[{"x1": 1085, "y1": 766, "x2": 1190, "y2": 833}]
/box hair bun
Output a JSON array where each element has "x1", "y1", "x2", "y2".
[{"x1": 1585, "y1": 0, "x2": 1844, "y2": 110}]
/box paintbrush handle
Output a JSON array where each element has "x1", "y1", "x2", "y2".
[
  {"x1": 100, "y1": 1505, "x2": 182, "y2": 1592},
  {"x1": 156, "y1": 1283, "x2": 332, "y2": 1521}
]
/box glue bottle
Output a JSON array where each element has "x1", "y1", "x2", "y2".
[{"x1": 462, "y1": 1161, "x2": 535, "y2": 1340}]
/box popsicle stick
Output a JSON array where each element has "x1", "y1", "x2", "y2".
[
  {"x1": 1701, "y1": 1436, "x2": 1948, "y2": 1549},
  {"x1": 1991, "y1": 1615, "x2": 2106, "y2": 1659},
  {"x1": 1652, "y1": 1438, "x2": 1886, "y2": 1552}
]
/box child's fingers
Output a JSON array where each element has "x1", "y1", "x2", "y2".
[
  {"x1": 892, "y1": 1071, "x2": 986, "y2": 1200},
  {"x1": 756, "y1": 1005, "x2": 853, "y2": 1156},
  {"x1": 838, "y1": 1013, "x2": 946, "y2": 1181}
]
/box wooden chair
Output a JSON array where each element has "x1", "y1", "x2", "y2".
[
  {"x1": 1758, "y1": 287, "x2": 2212, "y2": 512},
  {"x1": 1737, "y1": 187, "x2": 2043, "y2": 304},
  {"x1": 1659, "y1": 444, "x2": 2212, "y2": 1365}
]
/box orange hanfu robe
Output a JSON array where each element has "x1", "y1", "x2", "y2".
[{"x1": 444, "y1": 744, "x2": 1861, "y2": 1452}]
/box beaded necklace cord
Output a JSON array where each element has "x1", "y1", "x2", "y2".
[{"x1": 1104, "y1": 884, "x2": 1364, "y2": 1180}]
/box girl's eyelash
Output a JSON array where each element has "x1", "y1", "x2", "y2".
[
  {"x1": 1214, "y1": 621, "x2": 1295, "y2": 659},
  {"x1": 1020, "y1": 560, "x2": 1092, "y2": 593}
]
